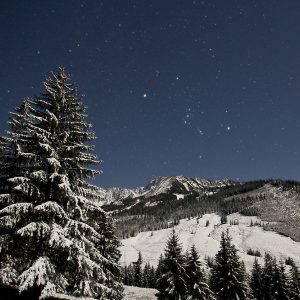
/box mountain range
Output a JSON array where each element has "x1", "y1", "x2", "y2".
[
  {"x1": 98, "y1": 176, "x2": 235, "y2": 205},
  {"x1": 99, "y1": 176, "x2": 300, "y2": 244}
]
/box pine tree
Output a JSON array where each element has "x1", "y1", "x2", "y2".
[
  {"x1": 0, "y1": 68, "x2": 123, "y2": 299},
  {"x1": 123, "y1": 265, "x2": 129, "y2": 285},
  {"x1": 143, "y1": 262, "x2": 151, "y2": 288},
  {"x1": 155, "y1": 254, "x2": 164, "y2": 289},
  {"x1": 185, "y1": 244, "x2": 215, "y2": 300},
  {"x1": 156, "y1": 228, "x2": 187, "y2": 300},
  {"x1": 210, "y1": 230, "x2": 250, "y2": 300},
  {"x1": 261, "y1": 253, "x2": 276, "y2": 299},
  {"x1": 134, "y1": 251, "x2": 143, "y2": 287},
  {"x1": 272, "y1": 261, "x2": 289, "y2": 300},
  {"x1": 149, "y1": 265, "x2": 157, "y2": 288},
  {"x1": 123, "y1": 264, "x2": 135, "y2": 286},
  {"x1": 289, "y1": 265, "x2": 300, "y2": 300},
  {"x1": 250, "y1": 258, "x2": 264, "y2": 300}
]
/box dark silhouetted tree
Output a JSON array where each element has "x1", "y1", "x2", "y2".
[{"x1": 210, "y1": 230, "x2": 250, "y2": 300}]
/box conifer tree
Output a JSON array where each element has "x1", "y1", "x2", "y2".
[
  {"x1": 210, "y1": 230, "x2": 250, "y2": 300},
  {"x1": 143, "y1": 262, "x2": 151, "y2": 288},
  {"x1": 156, "y1": 228, "x2": 187, "y2": 300},
  {"x1": 261, "y1": 253, "x2": 276, "y2": 299},
  {"x1": 185, "y1": 244, "x2": 215, "y2": 300},
  {"x1": 250, "y1": 258, "x2": 264, "y2": 300},
  {"x1": 272, "y1": 261, "x2": 289, "y2": 300},
  {"x1": 155, "y1": 254, "x2": 164, "y2": 289},
  {"x1": 148, "y1": 265, "x2": 157, "y2": 288},
  {"x1": 123, "y1": 264, "x2": 135, "y2": 286},
  {"x1": 123, "y1": 265, "x2": 129, "y2": 285},
  {"x1": 134, "y1": 251, "x2": 143, "y2": 287},
  {"x1": 289, "y1": 265, "x2": 300, "y2": 300},
  {"x1": 0, "y1": 68, "x2": 123, "y2": 299}
]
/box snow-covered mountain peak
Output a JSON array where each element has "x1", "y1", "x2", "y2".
[{"x1": 99, "y1": 176, "x2": 236, "y2": 205}]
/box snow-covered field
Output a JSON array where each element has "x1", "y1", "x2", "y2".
[
  {"x1": 120, "y1": 213, "x2": 300, "y2": 270},
  {"x1": 123, "y1": 285, "x2": 158, "y2": 300}
]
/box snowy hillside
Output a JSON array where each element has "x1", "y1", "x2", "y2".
[
  {"x1": 123, "y1": 285, "x2": 158, "y2": 300},
  {"x1": 120, "y1": 213, "x2": 300, "y2": 270}
]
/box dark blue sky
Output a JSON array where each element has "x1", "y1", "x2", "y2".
[{"x1": 1, "y1": 1, "x2": 300, "y2": 188}]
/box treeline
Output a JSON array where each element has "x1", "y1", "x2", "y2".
[{"x1": 122, "y1": 229, "x2": 300, "y2": 300}]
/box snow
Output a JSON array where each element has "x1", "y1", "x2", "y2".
[
  {"x1": 145, "y1": 201, "x2": 160, "y2": 207},
  {"x1": 17, "y1": 222, "x2": 51, "y2": 238},
  {"x1": 123, "y1": 285, "x2": 158, "y2": 300},
  {"x1": 0, "y1": 202, "x2": 33, "y2": 215},
  {"x1": 120, "y1": 213, "x2": 300, "y2": 270},
  {"x1": 99, "y1": 176, "x2": 235, "y2": 205},
  {"x1": 173, "y1": 193, "x2": 185, "y2": 200},
  {"x1": 19, "y1": 257, "x2": 55, "y2": 293},
  {"x1": 34, "y1": 201, "x2": 66, "y2": 219}
]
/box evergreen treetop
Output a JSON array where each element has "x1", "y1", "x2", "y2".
[
  {"x1": 185, "y1": 244, "x2": 215, "y2": 300},
  {"x1": 156, "y1": 228, "x2": 187, "y2": 300},
  {"x1": 210, "y1": 229, "x2": 250, "y2": 300}
]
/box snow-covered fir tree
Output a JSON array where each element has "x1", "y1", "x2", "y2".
[
  {"x1": 143, "y1": 262, "x2": 151, "y2": 288},
  {"x1": 289, "y1": 265, "x2": 300, "y2": 300},
  {"x1": 210, "y1": 230, "x2": 250, "y2": 300},
  {"x1": 272, "y1": 261, "x2": 289, "y2": 300},
  {"x1": 0, "y1": 68, "x2": 123, "y2": 300},
  {"x1": 261, "y1": 252, "x2": 276, "y2": 299},
  {"x1": 250, "y1": 258, "x2": 264, "y2": 300},
  {"x1": 185, "y1": 244, "x2": 215, "y2": 300},
  {"x1": 123, "y1": 265, "x2": 135, "y2": 287},
  {"x1": 156, "y1": 228, "x2": 187, "y2": 300},
  {"x1": 134, "y1": 251, "x2": 143, "y2": 287}
]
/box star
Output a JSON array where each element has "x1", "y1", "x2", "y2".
[
  {"x1": 197, "y1": 128, "x2": 204, "y2": 135},
  {"x1": 143, "y1": 93, "x2": 147, "y2": 98},
  {"x1": 226, "y1": 126, "x2": 231, "y2": 131}
]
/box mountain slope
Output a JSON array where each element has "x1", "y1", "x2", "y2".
[
  {"x1": 105, "y1": 178, "x2": 300, "y2": 243},
  {"x1": 120, "y1": 213, "x2": 300, "y2": 270}
]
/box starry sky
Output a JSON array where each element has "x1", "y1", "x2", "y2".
[{"x1": 1, "y1": 1, "x2": 300, "y2": 188}]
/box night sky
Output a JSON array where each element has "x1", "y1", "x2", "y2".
[{"x1": 1, "y1": 1, "x2": 300, "y2": 188}]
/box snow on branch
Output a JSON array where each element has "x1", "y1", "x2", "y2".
[
  {"x1": 0, "y1": 261, "x2": 18, "y2": 285},
  {"x1": 0, "y1": 215, "x2": 19, "y2": 230},
  {"x1": 19, "y1": 256, "x2": 55, "y2": 293},
  {"x1": 66, "y1": 220, "x2": 103, "y2": 243},
  {"x1": 17, "y1": 222, "x2": 51, "y2": 238},
  {"x1": 30, "y1": 170, "x2": 47, "y2": 183},
  {"x1": 45, "y1": 109, "x2": 59, "y2": 127},
  {"x1": 0, "y1": 202, "x2": 33, "y2": 216},
  {"x1": 48, "y1": 224, "x2": 73, "y2": 250},
  {"x1": 8, "y1": 176, "x2": 30, "y2": 184},
  {"x1": 14, "y1": 182, "x2": 42, "y2": 197},
  {"x1": 46, "y1": 157, "x2": 61, "y2": 170},
  {"x1": 34, "y1": 201, "x2": 66, "y2": 220}
]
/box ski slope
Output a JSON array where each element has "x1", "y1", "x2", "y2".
[{"x1": 120, "y1": 213, "x2": 300, "y2": 270}]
